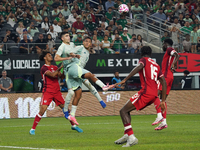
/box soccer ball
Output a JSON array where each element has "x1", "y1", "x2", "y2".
[{"x1": 118, "y1": 4, "x2": 129, "y2": 14}]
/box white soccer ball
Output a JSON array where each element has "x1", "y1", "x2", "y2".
[{"x1": 118, "y1": 4, "x2": 129, "y2": 14}]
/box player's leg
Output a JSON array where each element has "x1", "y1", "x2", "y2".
[
  {"x1": 63, "y1": 89, "x2": 74, "y2": 118},
  {"x1": 29, "y1": 105, "x2": 48, "y2": 135},
  {"x1": 83, "y1": 79, "x2": 106, "y2": 108},
  {"x1": 115, "y1": 100, "x2": 138, "y2": 147},
  {"x1": 152, "y1": 90, "x2": 164, "y2": 125}
]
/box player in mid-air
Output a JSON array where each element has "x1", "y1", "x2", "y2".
[
  {"x1": 113, "y1": 46, "x2": 167, "y2": 147},
  {"x1": 152, "y1": 39, "x2": 179, "y2": 130},
  {"x1": 54, "y1": 32, "x2": 114, "y2": 127},
  {"x1": 29, "y1": 51, "x2": 68, "y2": 135}
]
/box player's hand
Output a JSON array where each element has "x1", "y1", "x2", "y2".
[
  {"x1": 115, "y1": 80, "x2": 126, "y2": 87},
  {"x1": 171, "y1": 64, "x2": 176, "y2": 72},
  {"x1": 158, "y1": 101, "x2": 166, "y2": 114},
  {"x1": 75, "y1": 54, "x2": 80, "y2": 59},
  {"x1": 70, "y1": 53, "x2": 76, "y2": 57}
]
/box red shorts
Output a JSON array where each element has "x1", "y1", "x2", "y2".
[
  {"x1": 158, "y1": 77, "x2": 173, "y2": 95},
  {"x1": 130, "y1": 92, "x2": 158, "y2": 110},
  {"x1": 41, "y1": 91, "x2": 65, "y2": 106}
]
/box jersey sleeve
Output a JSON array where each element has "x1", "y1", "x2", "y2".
[
  {"x1": 139, "y1": 58, "x2": 146, "y2": 67},
  {"x1": 158, "y1": 69, "x2": 164, "y2": 79},
  {"x1": 41, "y1": 66, "x2": 49, "y2": 75},
  {"x1": 56, "y1": 45, "x2": 63, "y2": 56},
  {"x1": 167, "y1": 47, "x2": 176, "y2": 56}
]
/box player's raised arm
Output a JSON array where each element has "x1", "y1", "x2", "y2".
[
  {"x1": 45, "y1": 64, "x2": 63, "y2": 78},
  {"x1": 115, "y1": 63, "x2": 144, "y2": 87},
  {"x1": 171, "y1": 51, "x2": 180, "y2": 71}
]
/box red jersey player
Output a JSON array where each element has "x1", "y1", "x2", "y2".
[
  {"x1": 114, "y1": 46, "x2": 167, "y2": 147},
  {"x1": 152, "y1": 39, "x2": 179, "y2": 130},
  {"x1": 29, "y1": 51, "x2": 81, "y2": 135}
]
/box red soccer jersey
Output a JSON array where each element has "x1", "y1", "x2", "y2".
[
  {"x1": 41, "y1": 64, "x2": 60, "y2": 93},
  {"x1": 139, "y1": 57, "x2": 163, "y2": 96},
  {"x1": 161, "y1": 47, "x2": 176, "y2": 79}
]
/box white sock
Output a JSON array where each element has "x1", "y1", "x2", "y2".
[
  {"x1": 162, "y1": 119, "x2": 167, "y2": 124},
  {"x1": 64, "y1": 89, "x2": 74, "y2": 112},
  {"x1": 157, "y1": 112, "x2": 162, "y2": 119},
  {"x1": 84, "y1": 80, "x2": 102, "y2": 102},
  {"x1": 129, "y1": 134, "x2": 136, "y2": 141},
  {"x1": 70, "y1": 105, "x2": 77, "y2": 117},
  {"x1": 95, "y1": 80, "x2": 106, "y2": 88}
]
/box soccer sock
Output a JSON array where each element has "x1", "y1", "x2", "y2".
[
  {"x1": 70, "y1": 105, "x2": 77, "y2": 117},
  {"x1": 84, "y1": 80, "x2": 102, "y2": 102},
  {"x1": 63, "y1": 89, "x2": 74, "y2": 112},
  {"x1": 95, "y1": 80, "x2": 106, "y2": 88},
  {"x1": 32, "y1": 113, "x2": 42, "y2": 130},
  {"x1": 162, "y1": 102, "x2": 167, "y2": 124},
  {"x1": 70, "y1": 121, "x2": 76, "y2": 127},
  {"x1": 124, "y1": 123, "x2": 134, "y2": 136},
  {"x1": 154, "y1": 98, "x2": 162, "y2": 114}
]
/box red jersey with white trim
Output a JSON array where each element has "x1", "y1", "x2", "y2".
[
  {"x1": 139, "y1": 57, "x2": 163, "y2": 96},
  {"x1": 41, "y1": 64, "x2": 60, "y2": 93},
  {"x1": 161, "y1": 47, "x2": 176, "y2": 79}
]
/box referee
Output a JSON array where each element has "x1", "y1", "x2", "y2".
[{"x1": 179, "y1": 70, "x2": 192, "y2": 89}]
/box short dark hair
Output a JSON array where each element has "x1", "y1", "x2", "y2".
[
  {"x1": 132, "y1": 34, "x2": 136, "y2": 37},
  {"x1": 60, "y1": 31, "x2": 69, "y2": 40},
  {"x1": 141, "y1": 46, "x2": 152, "y2": 57},
  {"x1": 83, "y1": 36, "x2": 92, "y2": 42},
  {"x1": 39, "y1": 51, "x2": 50, "y2": 61},
  {"x1": 184, "y1": 70, "x2": 190, "y2": 75},
  {"x1": 164, "y1": 39, "x2": 173, "y2": 46}
]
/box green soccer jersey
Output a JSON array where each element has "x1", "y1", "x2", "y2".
[
  {"x1": 74, "y1": 39, "x2": 83, "y2": 46},
  {"x1": 0, "y1": 11, "x2": 7, "y2": 18},
  {"x1": 116, "y1": 19, "x2": 127, "y2": 28},
  {"x1": 105, "y1": 12, "x2": 113, "y2": 23},
  {"x1": 78, "y1": 2, "x2": 84, "y2": 9},
  {"x1": 180, "y1": 26, "x2": 192, "y2": 34},
  {"x1": 85, "y1": 22, "x2": 97, "y2": 32},
  {"x1": 113, "y1": 40, "x2": 123, "y2": 50},
  {"x1": 121, "y1": 33, "x2": 131, "y2": 42}
]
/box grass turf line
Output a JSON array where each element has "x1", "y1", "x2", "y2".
[{"x1": 0, "y1": 114, "x2": 200, "y2": 150}]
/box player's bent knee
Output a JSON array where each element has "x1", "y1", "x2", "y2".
[{"x1": 67, "y1": 90, "x2": 74, "y2": 97}]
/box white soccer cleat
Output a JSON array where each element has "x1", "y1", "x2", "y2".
[
  {"x1": 155, "y1": 122, "x2": 168, "y2": 130},
  {"x1": 122, "y1": 135, "x2": 138, "y2": 147},
  {"x1": 102, "y1": 84, "x2": 115, "y2": 91},
  {"x1": 114, "y1": 134, "x2": 128, "y2": 145},
  {"x1": 152, "y1": 117, "x2": 164, "y2": 126}
]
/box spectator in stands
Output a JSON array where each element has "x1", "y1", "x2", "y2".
[
  {"x1": 70, "y1": 27, "x2": 77, "y2": 41},
  {"x1": 109, "y1": 20, "x2": 117, "y2": 31},
  {"x1": 74, "y1": 34, "x2": 83, "y2": 46},
  {"x1": 104, "y1": 30, "x2": 112, "y2": 42},
  {"x1": 99, "y1": 17, "x2": 108, "y2": 29},
  {"x1": 72, "y1": 15, "x2": 84, "y2": 30},
  {"x1": 47, "y1": 25, "x2": 58, "y2": 40},
  {"x1": 72, "y1": 29, "x2": 81, "y2": 42},
  {"x1": 105, "y1": 7, "x2": 113, "y2": 24},
  {"x1": 27, "y1": 22, "x2": 39, "y2": 37},
  {"x1": 0, "y1": 70, "x2": 13, "y2": 93},
  {"x1": 10, "y1": 1, "x2": 16, "y2": 13},
  {"x1": 85, "y1": 16, "x2": 97, "y2": 33},
  {"x1": 25, "y1": 8, "x2": 33, "y2": 20},
  {"x1": 6, "y1": 12, "x2": 17, "y2": 27},
  {"x1": 30, "y1": 6, "x2": 39, "y2": 15},
  {"x1": 118, "y1": 25, "x2": 123, "y2": 34},
  {"x1": 171, "y1": 17, "x2": 182, "y2": 29},
  {"x1": 153, "y1": 1, "x2": 161, "y2": 13},
  {"x1": 139, "y1": 0, "x2": 148, "y2": 12},
  {"x1": 18, "y1": 12, "x2": 30, "y2": 27},
  {"x1": 121, "y1": 27, "x2": 131, "y2": 47},
  {"x1": 115, "y1": 15, "x2": 128, "y2": 29},
  {"x1": 21, "y1": 2, "x2": 28, "y2": 12},
  {"x1": 170, "y1": 24, "x2": 181, "y2": 51},
  {"x1": 19, "y1": 34, "x2": 32, "y2": 53},
  {"x1": 136, "y1": 34, "x2": 145, "y2": 53},
  {"x1": 52, "y1": 6, "x2": 60, "y2": 17},
  {"x1": 147, "y1": 0, "x2": 155, "y2": 13},
  {"x1": 37, "y1": 0, "x2": 44, "y2": 7},
  {"x1": 111, "y1": 71, "x2": 124, "y2": 90},
  {"x1": 174, "y1": 0, "x2": 185, "y2": 17},
  {"x1": 40, "y1": 3, "x2": 49, "y2": 17},
  {"x1": 161, "y1": 31, "x2": 170, "y2": 42},
  {"x1": 92, "y1": 34, "x2": 102, "y2": 53},
  {"x1": 111, "y1": 29, "x2": 120, "y2": 40},
  {"x1": 105, "y1": 0, "x2": 115, "y2": 11},
  {"x1": 55, "y1": 12, "x2": 65, "y2": 22},
  {"x1": 15, "y1": 7, "x2": 23, "y2": 20},
  {"x1": 67, "y1": 12, "x2": 77, "y2": 27},
  {"x1": 185, "y1": 0, "x2": 197, "y2": 13},
  {"x1": 131, "y1": 1, "x2": 143, "y2": 20},
  {"x1": 128, "y1": 34, "x2": 139, "y2": 53},
  {"x1": 74, "y1": 4, "x2": 81, "y2": 15},
  {"x1": 20, "y1": 28, "x2": 33, "y2": 42},
  {"x1": 46, "y1": 34, "x2": 56, "y2": 54},
  {"x1": 35, "y1": 33, "x2": 47, "y2": 54},
  {"x1": 52, "y1": 19, "x2": 62, "y2": 33},
  {"x1": 95, "y1": 5, "x2": 105, "y2": 22},
  {"x1": 191, "y1": 18, "x2": 199, "y2": 28},
  {"x1": 0, "y1": 3, "x2": 6, "y2": 18},
  {"x1": 190, "y1": 26, "x2": 198, "y2": 53},
  {"x1": 32, "y1": 10, "x2": 42, "y2": 25},
  {"x1": 60, "y1": 19, "x2": 70, "y2": 30},
  {"x1": 151, "y1": 8, "x2": 166, "y2": 24},
  {"x1": 182, "y1": 34, "x2": 191, "y2": 53},
  {"x1": 47, "y1": 0, "x2": 53, "y2": 6},
  {"x1": 111, "y1": 33, "x2": 126, "y2": 53},
  {"x1": 180, "y1": 21, "x2": 193, "y2": 34},
  {"x1": 178, "y1": 13, "x2": 185, "y2": 27},
  {"x1": 183, "y1": 13, "x2": 193, "y2": 24},
  {"x1": 41, "y1": 16, "x2": 51, "y2": 33},
  {"x1": 16, "y1": 22, "x2": 25, "y2": 36},
  {"x1": 179, "y1": 70, "x2": 192, "y2": 89},
  {"x1": 100, "y1": 35, "x2": 115, "y2": 54},
  {"x1": 3, "y1": 29, "x2": 20, "y2": 43},
  {"x1": 61, "y1": 4, "x2": 71, "y2": 18}
]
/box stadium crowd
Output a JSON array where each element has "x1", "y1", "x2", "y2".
[{"x1": 0, "y1": 0, "x2": 200, "y2": 54}]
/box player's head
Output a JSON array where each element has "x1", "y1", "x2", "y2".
[
  {"x1": 163, "y1": 39, "x2": 173, "y2": 51},
  {"x1": 60, "y1": 31, "x2": 70, "y2": 44},
  {"x1": 83, "y1": 36, "x2": 92, "y2": 50},
  {"x1": 39, "y1": 51, "x2": 53, "y2": 62},
  {"x1": 141, "y1": 46, "x2": 152, "y2": 57}
]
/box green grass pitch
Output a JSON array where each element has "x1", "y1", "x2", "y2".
[{"x1": 0, "y1": 114, "x2": 200, "y2": 150}]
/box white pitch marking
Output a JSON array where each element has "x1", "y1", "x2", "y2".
[{"x1": 0, "y1": 146, "x2": 66, "y2": 150}]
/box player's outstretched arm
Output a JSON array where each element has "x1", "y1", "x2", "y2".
[
  {"x1": 54, "y1": 54, "x2": 72, "y2": 62},
  {"x1": 45, "y1": 65, "x2": 63, "y2": 78},
  {"x1": 115, "y1": 63, "x2": 144, "y2": 87},
  {"x1": 171, "y1": 52, "x2": 180, "y2": 72},
  {"x1": 158, "y1": 76, "x2": 167, "y2": 113}
]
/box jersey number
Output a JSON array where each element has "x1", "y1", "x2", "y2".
[{"x1": 150, "y1": 64, "x2": 158, "y2": 81}]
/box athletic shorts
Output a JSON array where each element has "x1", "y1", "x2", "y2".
[
  {"x1": 130, "y1": 92, "x2": 158, "y2": 111},
  {"x1": 65, "y1": 64, "x2": 89, "y2": 90},
  {"x1": 158, "y1": 77, "x2": 173, "y2": 95},
  {"x1": 41, "y1": 91, "x2": 65, "y2": 106}
]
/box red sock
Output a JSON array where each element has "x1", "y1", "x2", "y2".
[
  {"x1": 70, "y1": 120, "x2": 75, "y2": 126},
  {"x1": 162, "y1": 102, "x2": 167, "y2": 119},
  {"x1": 32, "y1": 114, "x2": 42, "y2": 130},
  {"x1": 154, "y1": 98, "x2": 161, "y2": 113},
  {"x1": 124, "y1": 123, "x2": 134, "y2": 136}
]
